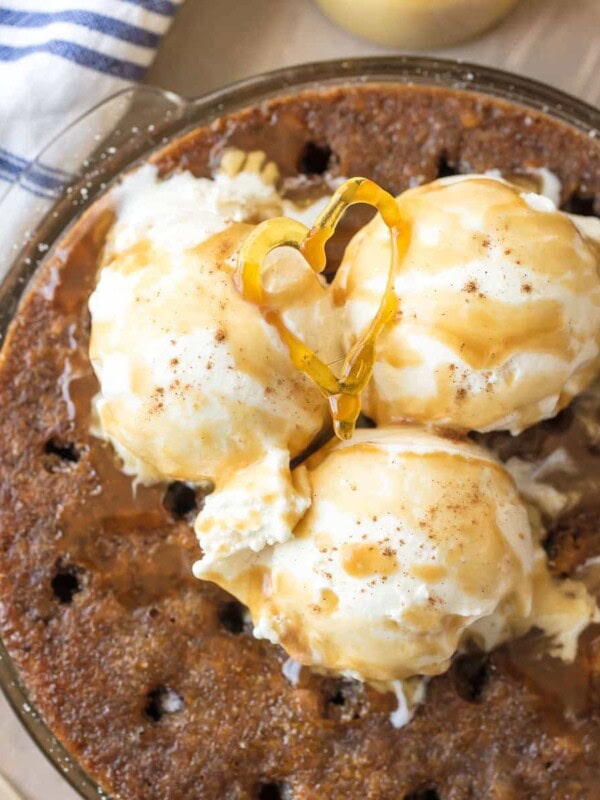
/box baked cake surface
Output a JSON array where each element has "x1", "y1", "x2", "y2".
[{"x1": 1, "y1": 84, "x2": 600, "y2": 800}]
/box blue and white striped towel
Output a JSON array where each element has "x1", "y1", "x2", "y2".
[{"x1": 0, "y1": 0, "x2": 184, "y2": 261}]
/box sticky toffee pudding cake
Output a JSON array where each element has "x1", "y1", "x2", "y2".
[{"x1": 1, "y1": 81, "x2": 600, "y2": 800}]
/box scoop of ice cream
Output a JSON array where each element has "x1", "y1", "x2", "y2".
[
  {"x1": 334, "y1": 176, "x2": 600, "y2": 434},
  {"x1": 195, "y1": 427, "x2": 532, "y2": 682},
  {"x1": 89, "y1": 163, "x2": 343, "y2": 548},
  {"x1": 196, "y1": 426, "x2": 597, "y2": 684}
]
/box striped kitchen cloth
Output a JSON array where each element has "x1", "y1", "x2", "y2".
[{"x1": 0, "y1": 0, "x2": 184, "y2": 264}]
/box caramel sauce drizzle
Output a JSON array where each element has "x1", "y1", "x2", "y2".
[{"x1": 237, "y1": 177, "x2": 407, "y2": 439}]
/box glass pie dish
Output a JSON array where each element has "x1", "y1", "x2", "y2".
[{"x1": 0, "y1": 57, "x2": 599, "y2": 800}]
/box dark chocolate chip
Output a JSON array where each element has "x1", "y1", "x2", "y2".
[
  {"x1": 163, "y1": 481, "x2": 198, "y2": 519},
  {"x1": 328, "y1": 687, "x2": 346, "y2": 706},
  {"x1": 404, "y1": 788, "x2": 440, "y2": 800},
  {"x1": 257, "y1": 782, "x2": 292, "y2": 800},
  {"x1": 562, "y1": 193, "x2": 596, "y2": 217},
  {"x1": 298, "y1": 141, "x2": 332, "y2": 175},
  {"x1": 451, "y1": 652, "x2": 489, "y2": 703},
  {"x1": 436, "y1": 154, "x2": 458, "y2": 178},
  {"x1": 218, "y1": 600, "x2": 248, "y2": 635},
  {"x1": 51, "y1": 561, "x2": 83, "y2": 604},
  {"x1": 44, "y1": 438, "x2": 80, "y2": 463}
]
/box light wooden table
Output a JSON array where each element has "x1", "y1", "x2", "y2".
[{"x1": 1, "y1": 0, "x2": 598, "y2": 797}]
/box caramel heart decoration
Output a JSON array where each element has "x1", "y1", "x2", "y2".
[{"x1": 236, "y1": 177, "x2": 407, "y2": 440}]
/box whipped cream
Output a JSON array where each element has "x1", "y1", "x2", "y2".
[{"x1": 334, "y1": 175, "x2": 600, "y2": 434}]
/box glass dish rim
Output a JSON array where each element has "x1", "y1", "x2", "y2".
[{"x1": 0, "y1": 55, "x2": 598, "y2": 800}]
